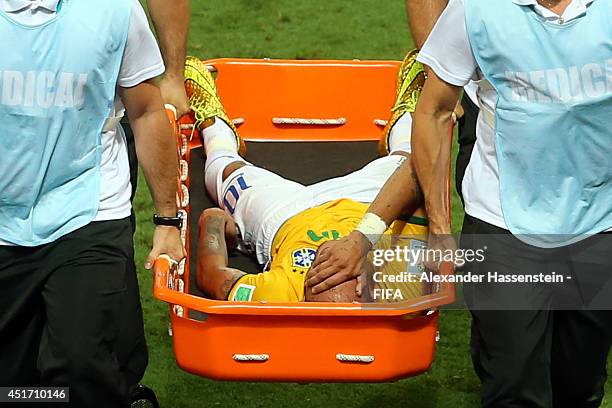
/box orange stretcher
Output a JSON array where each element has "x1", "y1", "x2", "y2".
[{"x1": 153, "y1": 58, "x2": 456, "y2": 382}]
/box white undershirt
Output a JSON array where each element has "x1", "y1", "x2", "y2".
[
  {"x1": 417, "y1": 0, "x2": 597, "y2": 230},
  {"x1": 0, "y1": 0, "x2": 165, "y2": 245}
]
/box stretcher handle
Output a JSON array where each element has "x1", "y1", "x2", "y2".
[
  {"x1": 165, "y1": 104, "x2": 181, "y2": 145},
  {"x1": 153, "y1": 255, "x2": 455, "y2": 316},
  {"x1": 374, "y1": 119, "x2": 388, "y2": 127},
  {"x1": 165, "y1": 104, "x2": 178, "y2": 121},
  {"x1": 272, "y1": 117, "x2": 347, "y2": 126},
  {"x1": 232, "y1": 353, "x2": 376, "y2": 364},
  {"x1": 233, "y1": 354, "x2": 269, "y2": 362},
  {"x1": 336, "y1": 354, "x2": 375, "y2": 364}
]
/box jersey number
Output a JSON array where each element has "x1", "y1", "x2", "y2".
[{"x1": 223, "y1": 175, "x2": 251, "y2": 215}]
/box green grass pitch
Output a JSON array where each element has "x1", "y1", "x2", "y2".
[{"x1": 133, "y1": 1, "x2": 611, "y2": 406}]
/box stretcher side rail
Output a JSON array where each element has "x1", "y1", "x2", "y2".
[{"x1": 154, "y1": 255, "x2": 456, "y2": 317}]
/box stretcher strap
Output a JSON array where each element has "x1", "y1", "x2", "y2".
[
  {"x1": 272, "y1": 117, "x2": 347, "y2": 126},
  {"x1": 336, "y1": 354, "x2": 375, "y2": 363}
]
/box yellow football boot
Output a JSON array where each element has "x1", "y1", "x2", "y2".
[
  {"x1": 184, "y1": 56, "x2": 246, "y2": 155},
  {"x1": 379, "y1": 50, "x2": 427, "y2": 155}
]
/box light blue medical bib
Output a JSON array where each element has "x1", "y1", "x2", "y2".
[
  {"x1": 465, "y1": 0, "x2": 612, "y2": 247},
  {"x1": 0, "y1": 0, "x2": 130, "y2": 246}
]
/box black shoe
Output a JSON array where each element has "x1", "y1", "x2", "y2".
[{"x1": 129, "y1": 384, "x2": 159, "y2": 408}]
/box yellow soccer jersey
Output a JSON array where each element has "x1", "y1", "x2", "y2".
[{"x1": 228, "y1": 198, "x2": 428, "y2": 303}]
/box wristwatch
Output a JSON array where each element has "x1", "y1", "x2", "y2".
[{"x1": 153, "y1": 213, "x2": 183, "y2": 229}]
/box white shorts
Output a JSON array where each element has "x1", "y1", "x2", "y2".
[{"x1": 218, "y1": 155, "x2": 405, "y2": 265}]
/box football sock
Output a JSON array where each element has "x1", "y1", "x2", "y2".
[
  {"x1": 388, "y1": 112, "x2": 413, "y2": 155},
  {"x1": 203, "y1": 119, "x2": 246, "y2": 204},
  {"x1": 202, "y1": 118, "x2": 239, "y2": 157}
]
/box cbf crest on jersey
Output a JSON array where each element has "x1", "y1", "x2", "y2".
[{"x1": 292, "y1": 248, "x2": 317, "y2": 269}]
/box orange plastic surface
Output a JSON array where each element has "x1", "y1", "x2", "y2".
[
  {"x1": 171, "y1": 311, "x2": 438, "y2": 383},
  {"x1": 208, "y1": 58, "x2": 400, "y2": 142},
  {"x1": 153, "y1": 59, "x2": 456, "y2": 382}
]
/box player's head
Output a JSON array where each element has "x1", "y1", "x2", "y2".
[
  {"x1": 304, "y1": 278, "x2": 360, "y2": 303},
  {"x1": 303, "y1": 242, "x2": 374, "y2": 303}
]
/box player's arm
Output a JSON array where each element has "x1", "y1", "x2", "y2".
[
  {"x1": 196, "y1": 208, "x2": 246, "y2": 300},
  {"x1": 147, "y1": 0, "x2": 190, "y2": 116},
  {"x1": 365, "y1": 156, "x2": 422, "y2": 225},
  {"x1": 412, "y1": 71, "x2": 461, "y2": 271},
  {"x1": 120, "y1": 80, "x2": 186, "y2": 269},
  {"x1": 406, "y1": 0, "x2": 448, "y2": 49},
  {"x1": 306, "y1": 157, "x2": 422, "y2": 294}
]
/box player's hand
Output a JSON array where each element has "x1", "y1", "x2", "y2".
[
  {"x1": 306, "y1": 231, "x2": 372, "y2": 294},
  {"x1": 145, "y1": 225, "x2": 186, "y2": 270},
  {"x1": 159, "y1": 75, "x2": 190, "y2": 118}
]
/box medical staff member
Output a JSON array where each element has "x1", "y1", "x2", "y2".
[
  {"x1": 415, "y1": 0, "x2": 612, "y2": 406},
  {"x1": 309, "y1": 0, "x2": 612, "y2": 406},
  {"x1": 117, "y1": 0, "x2": 191, "y2": 398},
  {"x1": 0, "y1": 0, "x2": 184, "y2": 407},
  {"x1": 412, "y1": 1, "x2": 612, "y2": 405}
]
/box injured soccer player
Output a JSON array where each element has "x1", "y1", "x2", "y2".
[{"x1": 185, "y1": 53, "x2": 428, "y2": 303}]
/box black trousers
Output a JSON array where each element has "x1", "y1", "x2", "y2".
[
  {"x1": 114, "y1": 120, "x2": 148, "y2": 387},
  {"x1": 461, "y1": 215, "x2": 612, "y2": 408},
  {"x1": 0, "y1": 219, "x2": 133, "y2": 407},
  {"x1": 456, "y1": 93, "x2": 479, "y2": 203}
]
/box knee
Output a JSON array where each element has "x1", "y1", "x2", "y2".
[
  {"x1": 43, "y1": 343, "x2": 120, "y2": 382},
  {"x1": 221, "y1": 161, "x2": 247, "y2": 181}
]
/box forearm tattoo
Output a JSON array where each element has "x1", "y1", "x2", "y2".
[
  {"x1": 220, "y1": 274, "x2": 243, "y2": 298},
  {"x1": 203, "y1": 215, "x2": 225, "y2": 254}
]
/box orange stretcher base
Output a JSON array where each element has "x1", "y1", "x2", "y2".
[{"x1": 153, "y1": 58, "x2": 455, "y2": 382}]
